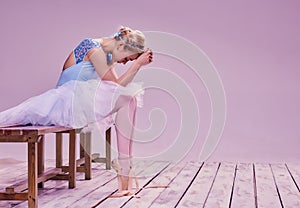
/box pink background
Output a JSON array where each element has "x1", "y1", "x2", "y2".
[{"x1": 0, "y1": 0, "x2": 299, "y2": 162}]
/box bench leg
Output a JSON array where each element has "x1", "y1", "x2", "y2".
[
  {"x1": 56, "y1": 133, "x2": 63, "y2": 168},
  {"x1": 69, "y1": 130, "x2": 76, "y2": 188},
  {"x1": 84, "y1": 132, "x2": 92, "y2": 180},
  {"x1": 105, "y1": 128, "x2": 111, "y2": 170},
  {"x1": 80, "y1": 132, "x2": 92, "y2": 180},
  {"x1": 38, "y1": 135, "x2": 44, "y2": 188},
  {"x1": 28, "y1": 141, "x2": 38, "y2": 208},
  {"x1": 80, "y1": 133, "x2": 84, "y2": 159}
]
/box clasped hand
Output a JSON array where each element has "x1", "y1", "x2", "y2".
[{"x1": 135, "y1": 48, "x2": 153, "y2": 66}]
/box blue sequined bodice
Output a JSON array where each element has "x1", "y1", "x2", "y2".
[
  {"x1": 56, "y1": 37, "x2": 113, "y2": 87},
  {"x1": 74, "y1": 38, "x2": 101, "y2": 64}
]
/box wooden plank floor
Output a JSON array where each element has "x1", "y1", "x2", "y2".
[{"x1": 1, "y1": 159, "x2": 300, "y2": 207}]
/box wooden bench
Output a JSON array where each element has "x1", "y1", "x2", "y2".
[
  {"x1": 0, "y1": 126, "x2": 76, "y2": 208},
  {"x1": 0, "y1": 125, "x2": 112, "y2": 208},
  {"x1": 58, "y1": 127, "x2": 112, "y2": 181}
]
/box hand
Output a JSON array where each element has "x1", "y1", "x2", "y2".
[{"x1": 135, "y1": 48, "x2": 153, "y2": 67}]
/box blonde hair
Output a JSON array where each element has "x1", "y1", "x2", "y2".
[{"x1": 114, "y1": 26, "x2": 145, "y2": 54}]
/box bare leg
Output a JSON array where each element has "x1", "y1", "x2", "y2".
[
  {"x1": 112, "y1": 96, "x2": 138, "y2": 197},
  {"x1": 115, "y1": 96, "x2": 137, "y2": 158},
  {"x1": 109, "y1": 95, "x2": 137, "y2": 158},
  {"x1": 110, "y1": 95, "x2": 138, "y2": 197}
]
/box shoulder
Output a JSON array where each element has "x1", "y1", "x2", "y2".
[
  {"x1": 74, "y1": 38, "x2": 102, "y2": 64},
  {"x1": 86, "y1": 47, "x2": 106, "y2": 62},
  {"x1": 75, "y1": 38, "x2": 100, "y2": 49}
]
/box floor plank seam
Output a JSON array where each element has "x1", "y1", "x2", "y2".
[
  {"x1": 202, "y1": 162, "x2": 221, "y2": 208},
  {"x1": 120, "y1": 161, "x2": 171, "y2": 208},
  {"x1": 174, "y1": 162, "x2": 205, "y2": 208},
  {"x1": 147, "y1": 162, "x2": 188, "y2": 208},
  {"x1": 90, "y1": 161, "x2": 167, "y2": 208},
  {"x1": 91, "y1": 192, "x2": 114, "y2": 208},
  {"x1": 252, "y1": 163, "x2": 258, "y2": 208},
  {"x1": 285, "y1": 163, "x2": 300, "y2": 193},
  {"x1": 66, "y1": 174, "x2": 117, "y2": 208},
  {"x1": 3, "y1": 161, "x2": 298, "y2": 208},
  {"x1": 269, "y1": 164, "x2": 284, "y2": 208},
  {"x1": 96, "y1": 161, "x2": 159, "y2": 207},
  {"x1": 228, "y1": 163, "x2": 238, "y2": 208}
]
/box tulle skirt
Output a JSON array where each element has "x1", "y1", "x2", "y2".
[{"x1": 0, "y1": 79, "x2": 144, "y2": 130}]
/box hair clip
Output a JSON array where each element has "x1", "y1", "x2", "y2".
[
  {"x1": 113, "y1": 31, "x2": 121, "y2": 37},
  {"x1": 115, "y1": 31, "x2": 144, "y2": 51}
]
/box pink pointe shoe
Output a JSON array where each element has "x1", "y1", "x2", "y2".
[{"x1": 110, "y1": 157, "x2": 139, "y2": 198}]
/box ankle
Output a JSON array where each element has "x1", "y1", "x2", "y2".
[{"x1": 118, "y1": 157, "x2": 132, "y2": 175}]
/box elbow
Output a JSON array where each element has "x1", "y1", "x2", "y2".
[{"x1": 101, "y1": 77, "x2": 125, "y2": 86}]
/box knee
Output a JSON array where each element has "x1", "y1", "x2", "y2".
[
  {"x1": 129, "y1": 96, "x2": 137, "y2": 108},
  {"x1": 115, "y1": 95, "x2": 137, "y2": 110},
  {"x1": 124, "y1": 96, "x2": 138, "y2": 110}
]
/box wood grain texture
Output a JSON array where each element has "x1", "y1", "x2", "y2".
[
  {"x1": 271, "y1": 163, "x2": 300, "y2": 208},
  {"x1": 55, "y1": 133, "x2": 63, "y2": 168},
  {"x1": 0, "y1": 160, "x2": 68, "y2": 208},
  {"x1": 124, "y1": 162, "x2": 187, "y2": 208},
  {"x1": 66, "y1": 160, "x2": 151, "y2": 208},
  {"x1": 204, "y1": 162, "x2": 236, "y2": 208},
  {"x1": 0, "y1": 126, "x2": 72, "y2": 136},
  {"x1": 286, "y1": 163, "x2": 300, "y2": 193},
  {"x1": 177, "y1": 162, "x2": 220, "y2": 207},
  {"x1": 255, "y1": 163, "x2": 282, "y2": 208},
  {"x1": 2, "y1": 161, "x2": 300, "y2": 207},
  {"x1": 68, "y1": 129, "x2": 76, "y2": 189},
  {"x1": 231, "y1": 163, "x2": 255, "y2": 208},
  {"x1": 92, "y1": 161, "x2": 169, "y2": 208},
  {"x1": 28, "y1": 142, "x2": 38, "y2": 208},
  {"x1": 148, "y1": 162, "x2": 201, "y2": 208},
  {"x1": 38, "y1": 136, "x2": 45, "y2": 188},
  {"x1": 13, "y1": 163, "x2": 106, "y2": 208}
]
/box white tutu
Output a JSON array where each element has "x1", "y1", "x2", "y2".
[{"x1": 0, "y1": 79, "x2": 144, "y2": 130}]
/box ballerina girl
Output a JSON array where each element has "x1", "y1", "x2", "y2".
[{"x1": 0, "y1": 26, "x2": 153, "y2": 197}]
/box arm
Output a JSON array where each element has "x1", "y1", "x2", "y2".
[
  {"x1": 117, "y1": 62, "x2": 141, "y2": 86},
  {"x1": 88, "y1": 48, "x2": 153, "y2": 86},
  {"x1": 116, "y1": 49, "x2": 153, "y2": 86},
  {"x1": 102, "y1": 63, "x2": 141, "y2": 87},
  {"x1": 87, "y1": 48, "x2": 112, "y2": 80}
]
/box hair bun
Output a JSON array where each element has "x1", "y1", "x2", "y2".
[
  {"x1": 115, "y1": 26, "x2": 145, "y2": 53},
  {"x1": 119, "y1": 27, "x2": 132, "y2": 36}
]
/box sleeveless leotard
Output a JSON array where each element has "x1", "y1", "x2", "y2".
[
  {"x1": 56, "y1": 38, "x2": 112, "y2": 87},
  {"x1": 0, "y1": 35, "x2": 144, "y2": 130}
]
